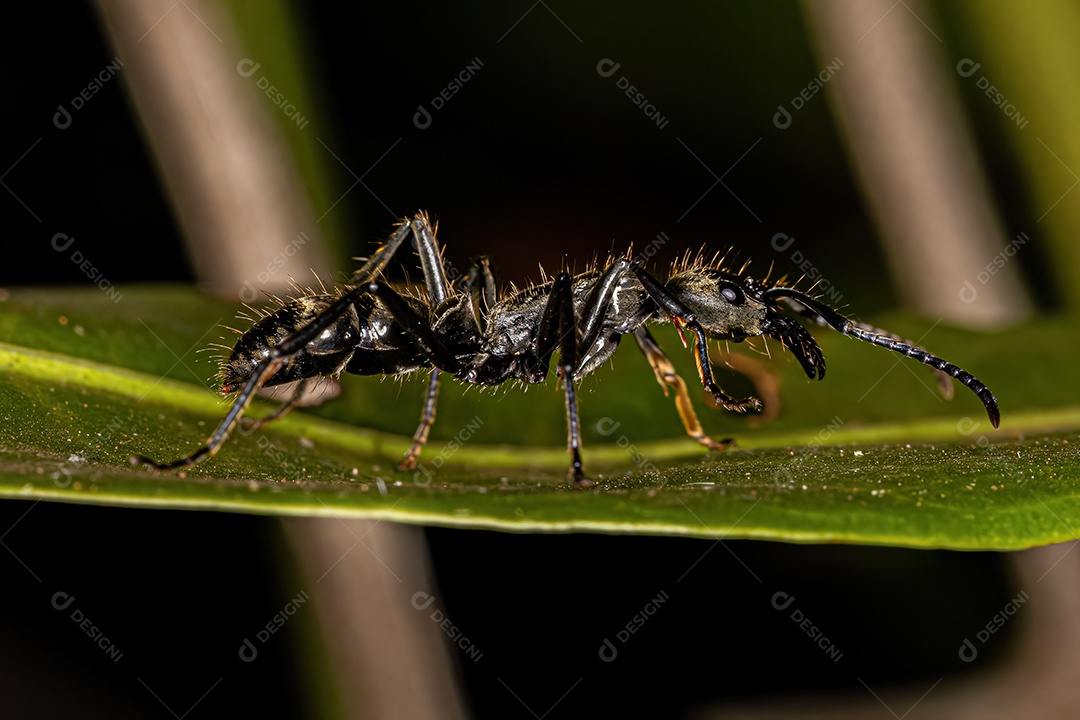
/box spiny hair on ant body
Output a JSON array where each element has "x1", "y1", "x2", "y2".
[{"x1": 133, "y1": 211, "x2": 1000, "y2": 486}]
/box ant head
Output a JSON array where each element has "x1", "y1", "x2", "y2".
[
  {"x1": 665, "y1": 269, "x2": 772, "y2": 342},
  {"x1": 221, "y1": 296, "x2": 356, "y2": 394},
  {"x1": 666, "y1": 268, "x2": 829, "y2": 381}
]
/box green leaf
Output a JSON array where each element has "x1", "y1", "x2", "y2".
[{"x1": 1, "y1": 286, "x2": 1078, "y2": 549}]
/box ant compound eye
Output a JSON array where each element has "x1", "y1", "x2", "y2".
[{"x1": 719, "y1": 281, "x2": 745, "y2": 306}]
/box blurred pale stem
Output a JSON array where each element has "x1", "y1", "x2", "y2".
[
  {"x1": 802, "y1": 0, "x2": 1032, "y2": 328},
  {"x1": 96, "y1": 0, "x2": 331, "y2": 300},
  {"x1": 96, "y1": 1, "x2": 463, "y2": 717},
  {"x1": 285, "y1": 519, "x2": 468, "y2": 720}
]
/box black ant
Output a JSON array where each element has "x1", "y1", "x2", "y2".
[{"x1": 133, "y1": 212, "x2": 1000, "y2": 486}]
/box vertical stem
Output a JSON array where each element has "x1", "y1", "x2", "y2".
[
  {"x1": 802, "y1": 0, "x2": 1033, "y2": 328},
  {"x1": 96, "y1": 1, "x2": 467, "y2": 716}
]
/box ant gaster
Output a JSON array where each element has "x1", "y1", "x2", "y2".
[{"x1": 134, "y1": 213, "x2": 1000, "y2": 486}]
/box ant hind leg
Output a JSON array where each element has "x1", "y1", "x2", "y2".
[{"x1": 133, "y1": 217, "x2": 423, "y2": 471}]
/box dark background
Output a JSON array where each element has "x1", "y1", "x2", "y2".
[{"x1": 1, "y1": 2, "x2": 1029, "y2": 717}]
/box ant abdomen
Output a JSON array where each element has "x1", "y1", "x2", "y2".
[{"x1": 223, "y1": 295, "x2": 358, "y2": 393}]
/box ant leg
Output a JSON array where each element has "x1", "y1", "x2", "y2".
[
  {"x1": 544, "y1": 260, "x2": 727, "y2": 476},
  {"x1": 134, "y1": 218, "x2": 422, "y2": 470},
  {"x1": 577, "y1": 260, "x2": 631, "y2": 355},
  {"x1": 559, "y1": 280, "x2": 587, "y2": 486},
  {"x1": 363, "y1": 282, "x2": 464, "y2": 375},
  {"x1": 633, "y1": 326, "x2": 733, "y2": 451},
  {"x1": 460, "y1": 256, "x2": 497, "y2": 334},
  {"x1": 132, "y1": 354, "x2": 288, "y2": 469},
  {"x1": 401, "y1": 255, "x2": 500, "y2": 472},
  {"x1": 537, "y1": 258, "x2": 633, "y2": 378},
  {"x1": 476, "y1": 257, "x2": 498, "y2": 315},
  {"x1": 535, "y1": 273, "x2": 590, "y2": 486},
  {"x1": 399, "y1": 369, "x2": 440, "y2": 471},
  {"x1": 714, "y1": 349, "x2": 782, "y2": 424},
  {"x1": 238, "y1": 378, "x2": 313, "y2": 434},
  {"x1": 409, "y1": 212, "x2": 452, "y2": 305},
  {"x1": 348, "y1": 215, "x2": 428, "y2": 286},
  {"x1": 628, "y1": 263, "x2": 763, "y2": 414},
  {"x1": 392, "y1": 214, "x2": 461, "y2": 471}
]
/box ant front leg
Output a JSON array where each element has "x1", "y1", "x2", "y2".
[
  {"x1": 629, "y1": 263, "x2": 762, "y2": 414},
  {"x1": 633, "y1": 326, "x2": 733, "y2": 452}
]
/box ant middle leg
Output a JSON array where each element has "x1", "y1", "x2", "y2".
[
  {"x1": 392, "y1": 214, "x2": 474, "y2": 471},
  {"x1": 534, "y1": 272, "x2": 590, "y2": 485},
  {"x1": 399, "y1": 369, "x2": 440, "y2": 471},
  {"x1": 535, "y1": 260, "x2": 642, "y2": 485},
  {"x1": 401, "y1": 248, "x2": 517, "y2": 473},
  {"x1": 400, "y1": 253, "x2": 501, "y2": 471}
]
